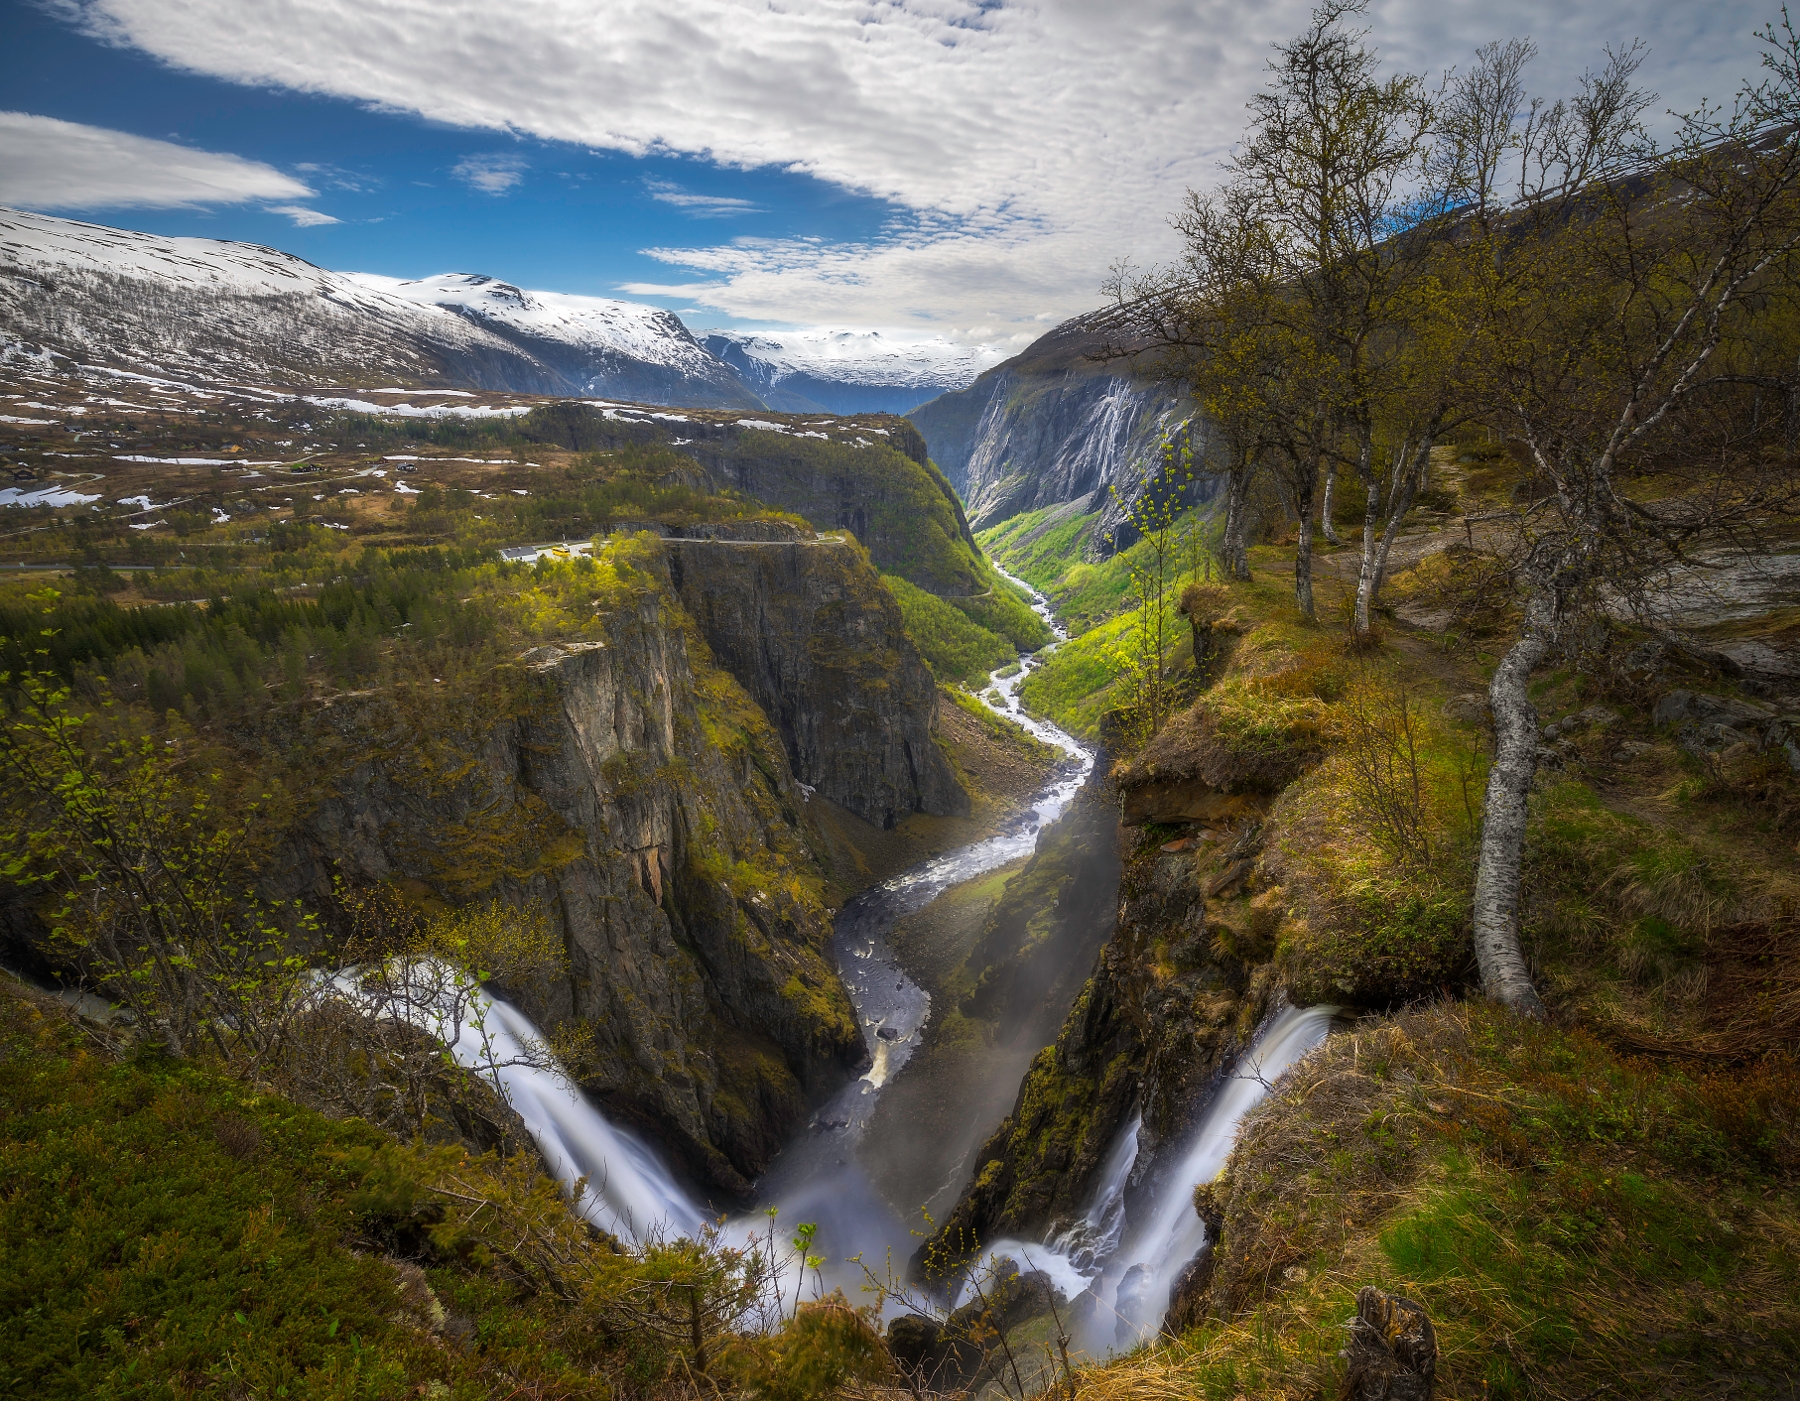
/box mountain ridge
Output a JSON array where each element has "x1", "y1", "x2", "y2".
[
  {"x1": 908, "y1": 313, "x2": 1189, "y2": 544},
  {"x1": 702, "y1": 328, "x2": 1002, "y2": 416},
  {"x1": 0, "y1": 209, "x2": 1001, "y2": 417}
]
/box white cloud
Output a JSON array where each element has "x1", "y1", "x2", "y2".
[
  {"x1": 646, "y1": 179, "x2": 759, "y2": 217},
  {"x1": 0, "y1": 110, "x2": 313, "y2": 211},
  {"x1": 452, "y1": 154, "x2": 525, "y2": 194},
  {"x1": 46, "y1": 0, "x2": 1778, "y2": 332},
  {"x1": 266, "y1": 203, "x2": 340, "y2": 226}
]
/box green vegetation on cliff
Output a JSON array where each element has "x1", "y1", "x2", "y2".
[
  {"x1": 0, "y1": 519, "x2": 928, "y2": 1198},
  {"x1": 720, "y1": 429, "x2": 982, "y2": 595},
  {"x1": 942, "y1": 374, "x2": 1800, "y2": 1393},
  {"x1": 883, "y1": 573, "x2": 1018, "y2": 684},
  {"x1": 975, "y1": 500, "x2": 1221, "y2": 738},
  {"x1": 882, "y1": 566, "x2": 1050, "y2": 684},
  {"x1": 0, "y1": 534, "x2": 666, "y2": 722},
  {"x1": 1082, "y1": 1004, "x2": 1800, "y2": 1398},
  {"x1": 0, "y1": 981, "x2": 897, "y2": 1401}
]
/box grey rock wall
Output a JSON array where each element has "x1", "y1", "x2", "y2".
[
  {"x1": 285, "y1": 542, "x2": 960, "y2": 1200},
  {"x1": 665, "y1": 534, "x2": 966, "y2": 828},
  {"x1": 909, "y1": 315, "x2": 1192, "y2": 550}
]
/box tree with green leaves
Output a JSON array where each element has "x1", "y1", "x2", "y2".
[
  {"x1": 1107, "y1": 431, "x2": 1201, "y2": 744},
  {"x1": 1112, "y1": 0, "x2": 1434, "y2": 624},
  {"x1": 1, "y1": 637, "x2": 313, "y2": 1067}
]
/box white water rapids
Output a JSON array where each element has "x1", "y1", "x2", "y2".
[{"x1": 420, "y1": 568, "x2": 1334, "y2": 1352}]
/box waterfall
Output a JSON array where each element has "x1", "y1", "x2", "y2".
[
  {"x1": 324, "y1": 963, "x2": 704, "y2": 1245},
  {"x1": 971, "y1": 1003, "x2": 1335, "y2": 1351},
  {"x1": 445, "y1": 993, "x2": 707, "y2": 1244},
  {"x1": 1051, "y1": 1114, "x2": 1140, "y2": 1272},
  {"x1": 368, "y1": 565, "x2": 1317, "y2": 1355}
]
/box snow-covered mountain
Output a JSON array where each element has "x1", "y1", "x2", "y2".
[
  {"x1": 0, "y1": 209, "x2": 1007, "y2": 415},
  {"x1": 702, "y1": 329, "x2": 1004, "y2": 415},
  {"x1": 352, "y1": 272, "x2": 759, "y2": 408},
  {"x1": 0, "y1": 209, "x2": 757, "y2": 407}
]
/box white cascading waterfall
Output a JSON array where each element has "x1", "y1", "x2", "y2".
[
  {"x1": 972, "y1": 1002, "x2": 1337, "y2": 1352},
  {"x1": 322, "y1": 963, "x2": 704, "y2": 1245},
  {"x1": 441, "y1": 991, "x2": 707, "y2": 1243}
]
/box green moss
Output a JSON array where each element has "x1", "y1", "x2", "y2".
[
  {"x1": 0, "y1": 988, "x2": 461, "y2": 1398},
  {"x1": 1278, "y1": 875, "x2": 1469, "y2": 1005}
]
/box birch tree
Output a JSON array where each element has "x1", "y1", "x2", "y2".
[
  {"x1": 1464, "y1": 21, "x2": 1800, "y2": 1014},
  {"x1": 1111, "y1": 0, "x2": 1432, "y2": 623}
]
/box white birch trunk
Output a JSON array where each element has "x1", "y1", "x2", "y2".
[
  {"x1": 1370, "y1": 439, "x2": 1431, "y2": 601},
  {"x1": 1291, "y1": 452, "x2": 1317, "y2": 619},
  {"x1": 1352, "y1": 437, "x2": 1424, "y2": 634},
  {"x1": 1470, "y1": 588, "x2": 1552, "y2": 1017},
  {"x1": 1351, "y1": 478, "x2": 1381, "y2": 634},
  {"x1": 1225, "y1": 464, "x2": 1251, "y2": 581}
]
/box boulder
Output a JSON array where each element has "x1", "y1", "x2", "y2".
[
  {"x1": 1651, "y1": 689, "x2": 1774, "y2": 733},
  {"x1": 1652, "y1": 688, "x2": 1800, "y2": 770}
]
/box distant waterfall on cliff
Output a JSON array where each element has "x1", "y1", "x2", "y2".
[{"x1": 972, "y1": 1002, "x2": 1336, "y2": 1352}]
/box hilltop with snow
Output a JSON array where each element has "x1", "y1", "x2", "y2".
[
  {"x1": 0, "y1": 209, "x2": 756, "y2": 406},
  {"x1": 702, "y1": 329, "x2": 1005, "y2": 415},
  {"x1": 350, "y1": 272, "x2": 758, "y2": 407},
  {"x1": 0, "y1": 208, "x2": 1007, "y2": 416}
]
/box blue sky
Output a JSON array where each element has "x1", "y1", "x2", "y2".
[
  {"x1": 0, "y1": 0, "x2": 1778, "y2": 345},
  {"x1": 1, "y1": 0, "x2": 902, "y2": 332}
]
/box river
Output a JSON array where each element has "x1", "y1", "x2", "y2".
[{"x1": 444, "y1": 567, "x2": 1332, "y2": 1354}]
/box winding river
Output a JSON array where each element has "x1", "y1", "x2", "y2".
[{"x1": 450, "y1": 568, "x2": 1332, "y2": 1353}]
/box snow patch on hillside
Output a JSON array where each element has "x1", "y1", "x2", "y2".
[
  {"x1": 350, "y1": 273, "x2": 720, "y2": 374},
  {"x1": 0, "y1": 210, "x2": 755, "y2": 405},
  {"x1": 703, "y1": 329, "x2": 1003, "y2": 390}
]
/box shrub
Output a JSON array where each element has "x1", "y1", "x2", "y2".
[{"x1": 882, "y1": 573, "x2": 1016, "y2": 683}]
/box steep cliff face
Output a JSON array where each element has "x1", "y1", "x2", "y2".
[
  {"x1": 666, "y1": 532, "x2": 965, "y2": 829},
  {"x1": 908, "y1": 317, "x2": 1189, "y2": 540},
  {"x1": 923, "y1": 827, "x2": 1281, "y2": 1269},
  {"x1": 284, "y1": 540, "x2": 962, "y2": 1201},
  {"x1": 518, "y1": 405, "x2": 985, "y2": 596}
]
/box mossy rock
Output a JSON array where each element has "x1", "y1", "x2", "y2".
[{"x1": 1277, "y1": 879, "x2": 1470, "y2": 1006}]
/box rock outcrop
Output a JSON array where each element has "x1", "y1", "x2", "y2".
[
  {"x1": 1652, "y1": 688, "x2": 1800, "y2": 770},
  {"x1": 665, "y1": 531, "x2": 966, "y2": 829},
  {"x1": 279, "y1": 541, "x2": 962, "y2": 1199},
  {"x1": 921, "y1": 827, "x2": 1279, "y2": 1272},
  {"x1": 908, "y1": 315, "x2": 1191, "y2": 543},
  {"x1": 518, "y1": 405, "x2": 987, "y2": 596}
]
